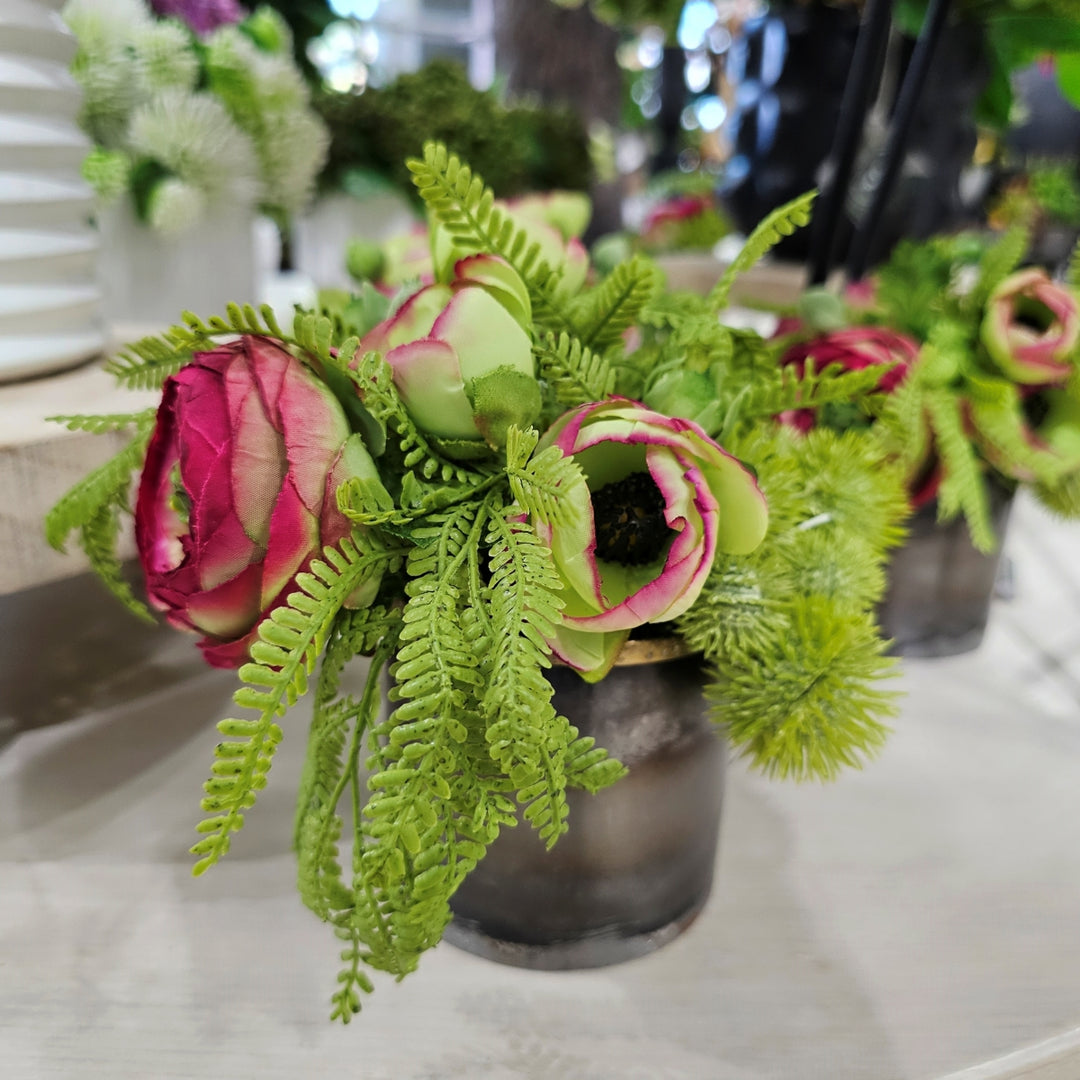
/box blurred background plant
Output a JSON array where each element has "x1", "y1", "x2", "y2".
[
  {"x1": 64, "y1": 0, "x2": 328, "y2": 236},
  {"x1": 314, "y1": 58, "x2": 593, "y2": 204}
]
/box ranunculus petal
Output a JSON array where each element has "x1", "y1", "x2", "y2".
[
  {"x1": 385, "y1": 339, "x2": 481, "y2": 441},
  {"x1": 547, "y1": 624, "x2": 629, "y2": 682},
  {"x1": 359, "y1": 284, "x2": 451, "y2": 355},
  {"x1": 431, "y1": 287, "x2": 534, "y2": 383}
]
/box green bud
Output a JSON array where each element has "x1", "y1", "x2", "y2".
[
  {"x1": 346, "y1": 240, "x2": 386, "y2": 284},
  {"x1": 466, "y1": 366, "x2": 543, "y2": 450},
  {"x1": 797, "y1": 288, "x2": 847, "y2": 333}
]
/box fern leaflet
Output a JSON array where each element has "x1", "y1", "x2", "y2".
[
  {"x1": 970, "y1": 223, "x2": 1029, "y2": 307},
  {"x1": 504, "y1": 425, "x2": 587, "y2": 528},
  {"x1": 408, "y1": 142, "x2": 580, "y2": 333},
  {"x1": 709, "y1": 190, "x2": 816, "y2": 310},
  {"x1": 482, "y1": 510, "x2": 570, "y2": 847},
  {"x1": 44, "y1": 423, "x2": 153, "y2": 553},
  {"x1": 191, "y1": 535, "x2": 402, "y2": 875},
  {"x1": 925, "y1": 393, "x2": 995, "y2": 551},
  {"x1": 535, "y1": 331, "x2": 616, "y2": 407},
  {"x1": 568, "y1": 255, "x2": 661, "y2": 352}
]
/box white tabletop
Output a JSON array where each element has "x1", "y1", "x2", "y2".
[{"x1": 1, "y1": 492, "x2": 1079, "y2": 1079}]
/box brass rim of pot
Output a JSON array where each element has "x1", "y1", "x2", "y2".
[{"x1": 610, "y1": 636, "x2": 694, "y2": 667}]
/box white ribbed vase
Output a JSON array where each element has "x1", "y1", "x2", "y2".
[{"x1": 0, "y1": 0, "x2": 105, "y2": 383}]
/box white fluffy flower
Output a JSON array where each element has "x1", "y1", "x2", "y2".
[
  {"x1": 131, "y1": 22, "x2": 200, "y2": 95},
  {"x1": 146, "y1": 177, "x2": 207, "y2": 234},
  {"x1": 259, "y1": 108, "x2": 330, "y2": 215},
  {"x1": 128, "y1": 89, "x2": 259, "y2": 209}
]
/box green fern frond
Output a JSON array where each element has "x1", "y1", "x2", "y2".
[
  {"x1": 879, "y1": 367, "x2": 931, "y2": 469},
  {"x1": 568, "y1": 255, "x2": 661, "y2": 352},
  {"x1": 294, "y1": 605, "x2": 401, "y2": 852},
  {"x1": 708, "y1": 190, "x2": 816, "y2": 310},
  {"x1": 363, "y1": 502, "x2": 489, "y2": 887},
  {"x1": 1034, "y1": 469, "x2": 1080, "y2": 518},
  {"x1": 971, "y1": 223, "x2": 1029, "y2": 307},
  {"x1": 46, "y1": 409, "x2": 157, "y2": 435},
  {"x1": 105, "y1": 331, "x2": 195, "y2": 389},
  {"x1": 967, "y1": 377, "x2": 1075, "y2": 486},
  {"x1": 735, "y1": 359, "x2": 888, "y2": 426},
  {"x1": 407, "y1": 142, "x2": 579, "y2": 333},
  {"x1": 179, "y1": 302, "x2": 287, "y2": 341},
  {"x1": 924, "y1": 393, "x2": 995, "y2": 551},
  {"x1": 191, "y1": 534, "x2": 399, "y2": 876},
  {"x1": 105, "y1": 305, "x2": 294, "y2": 389},
  {"x1": 563, "y1": 727, "x2": 627, "y2": 792},
  {"x1": 535, "y1": 331, "x2": 615, "y2": 407},
  {"x1": 482, "y1": 510, "x2": 571, "y2": 847},
  {"x1": 708, "y1": 599, "x2": 898, "y2": 781},
  {"x1": 504, "y1": 425, "x2": 586, "y2": 528},
  {"x1": 79, "y1": 503, "x2": 155, "y2": 622},
  {"x1": 44, "y1": 426, "x2": 153, "y2": 553}
]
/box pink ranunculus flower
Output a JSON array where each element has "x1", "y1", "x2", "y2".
[
  {"x1": 358, "y1": 254, "x2": 540, "y2": 455},
  {"x1": 981, "y1": 269, "x2": 1080, "y2": 385},
  {"x1": 135, "y1": 336, "x2": 371, "y2": 668},
  {"x1": 534, "y1": 399, "x2": 769, "y2": 680},
  {"x1": 777, "y1": 326, "x2": 918, "y2": 432}
]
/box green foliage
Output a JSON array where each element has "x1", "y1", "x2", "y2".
[
  {"x1": 708, "y1": 191, "x2": 816, "y2": 310},
  {"x1": 1034, "y1": 468, "x2": 1080, "y2": 517},
  {"x1": 970, "y1": 224, "x2": 1029, "y2": 308},
  {"x1": 481, "y1": 511, "x2": 571, "y2": 847},
  {"x1": 191, "y1": 534, "x2": 402, "y2": 876},
  {"x1": 534, "y1": 331, "x2": 616, "y2": 408},
  {"x1": 47, "y1": 141, "x2": 914, "y2": 1023},
  {"x1": 44, "y1": 414, "x2": 157, "y2": 621},
  {"x1": 568, "y1": 255, "x2": 661, "y2": 352},
  {"x1": 707, "y1": 600, "x2": 897, "y2": 781},
  {"x1": 504, "y1": 426, "x2": 586, "y2": 529},
  {"x1": 408, "y1": 142, "x2": 579, "y2": 333},
  {"x1": 106, "y1": 303, "x2": 287, "y2": 388},
  {"x1": 927, "y1": 394, "x2": 995, "y2": 552},
  {"x1": 314, "y1": 59, "x2": 592, "y2": 200}
]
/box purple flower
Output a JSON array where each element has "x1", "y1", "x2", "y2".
[{"x1": 150, "y1": 0, "x2": 246, "y2": 36}]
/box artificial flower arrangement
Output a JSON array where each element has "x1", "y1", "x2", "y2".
[
  {"x1": 775, "y1": 227, "x2": 1080, "y2": 550},
  {"x1": 46, "y1": 144, "x2": 909, "y2": 1021},
  {"x1": 63, "y1": 0, "x2": 327, "y2": 235}
]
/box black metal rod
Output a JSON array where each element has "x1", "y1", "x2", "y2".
[
  {"x1": 844, "y1": 0, "x2": 955, "y2": 280},
  {"x1": 806, "y1": 0, "x2": 895, "y2": 285}
]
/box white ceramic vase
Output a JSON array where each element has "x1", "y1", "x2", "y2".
[
  {"x1": 0, "y1": 0, "x2": 105, "y2": 383},
  {"x1": 97, "y1": 199, "x2": 258, "y2": 326},
  {"x1": 294, "y1": 191, "x2": 418, "y2": 290}
]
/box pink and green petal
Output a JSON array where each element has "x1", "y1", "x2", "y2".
[
  {"x1": 547, "y1": 624, "x2": 629, "y2": 682},
  {"x1": 386, "y1": 339, "x2": 481, "y2": 440},
  {"x1": 452, "y1": 254, "x2": 532, "y2": 331},
  {"x1": 186, "y1": 561, "x2": 263, "y2": 639},
  {"x1": 431, "y1": 287, "x2": 534, "y2": 383}
]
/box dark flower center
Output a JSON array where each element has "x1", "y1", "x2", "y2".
[
  {"x1": 592, "y1": 472, "x2": 670, "y2": 566},
  {"x1": 1022, "y1": 390, "x2": 1051, "y2": 429},
  {"x1": 1014, "y1": 298, "x2": 1055, "y2": 335}
]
